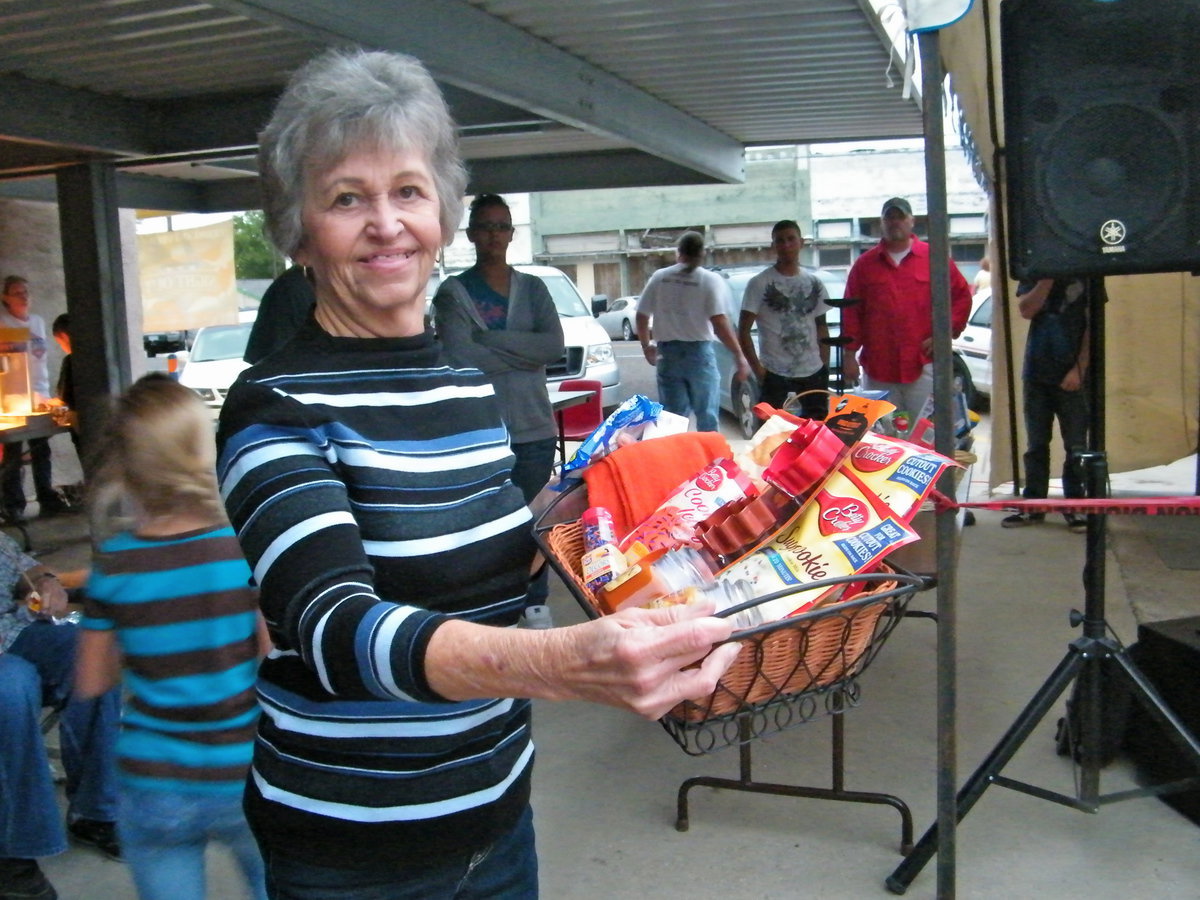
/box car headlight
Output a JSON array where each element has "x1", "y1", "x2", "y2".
[
  {"x1": 586, "y1": 343, "x2": 614, "y2": 366},
  {"x1": 190, "y1": 387, "x2": 218, "y2": 402}
]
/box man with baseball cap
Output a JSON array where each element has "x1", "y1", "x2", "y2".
[{"x1": 841, "y1": 198, "x2": 972, "y2": 417}]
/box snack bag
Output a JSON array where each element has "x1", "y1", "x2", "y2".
[
  {"x1": 715, "y1": 467, "x2": 918, "y2": 625},
  {"x1": 559, "y1": 394, "x2": 663, "y2": 481},
  {"x1": 844, "y1": 432, "x2": 959, "y2": 523},
  {"x1": 618, "y1": 458, "x2": 756, "y2": 559}
]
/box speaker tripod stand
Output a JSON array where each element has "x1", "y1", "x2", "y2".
[{"x1": 886, "y1": 278, "x2": 1200, "y2": 893}]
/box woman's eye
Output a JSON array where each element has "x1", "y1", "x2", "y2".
[
  {"x1": 333, "y1": 193, "x2": 358, "y2": 208},
  {"x1": 395, "y1": 186, "x2": 417, "y2": 201}
]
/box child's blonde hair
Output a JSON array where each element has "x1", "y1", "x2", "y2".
[{"x1": 90, "y1": 374, "x2": 226, "y2": 536}]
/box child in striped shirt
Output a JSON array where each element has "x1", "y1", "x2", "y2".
[{"x1": 75, "y1": 374, "x2": 270, "y2": 900}]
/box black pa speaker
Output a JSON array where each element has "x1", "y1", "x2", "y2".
[
  {"x1": 1125, "y1": 616, "x2": 1200, "y2": 825},
  {"x1": 1001, "y1": 0, "x2": 1200, "y2": 279}
]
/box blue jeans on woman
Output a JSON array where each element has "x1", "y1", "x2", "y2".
[
  {"x1": 258, "y1": 805, "x2": 538, "y2": 899},
  {"x1": 0, "y1": 622, "x2": 120, "y2": 859},
  {"x1": 118, "y1": 784, "x2": 267, "y2": 900},
  {"x1": 656, "y1": 340, "x2": 721, "y2": 432}
]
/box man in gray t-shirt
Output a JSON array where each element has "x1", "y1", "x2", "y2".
[
  {"x1": 738, "y1": 221, "x2": 830, "y2": 419},
  {"x1": 636, "y1": 231, "x2": 749, "y2": 432}
]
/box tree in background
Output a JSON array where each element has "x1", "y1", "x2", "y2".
[{"x1": 233, "y1": 211, "x2": 286, "y2": 279}]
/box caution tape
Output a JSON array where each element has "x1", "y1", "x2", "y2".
[{"x1": 927, "y1": 491, "x2": 1200, "y2": 517}]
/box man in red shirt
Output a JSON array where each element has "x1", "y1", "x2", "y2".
[{"x1": 842, "y1": 198, "x2": 972, "y2": 417}]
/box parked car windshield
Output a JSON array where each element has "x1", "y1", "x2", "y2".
[
  {"x1": 537, "y1": 272, "x2": 592, "y2": 317},
  {"x1": 970, "y1": 291, "x2": 992, "y2": 328},
  {"x1": 189, "y1": 323, "x2": 252, "y2": 362}
]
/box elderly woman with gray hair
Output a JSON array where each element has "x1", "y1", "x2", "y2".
[{"x1": 217, "y1": 49, "x2": 739, "y2": 898}]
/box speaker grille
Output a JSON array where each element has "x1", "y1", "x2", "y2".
[{"x1": 1038, "y1": 103, "x2": 1186, "y2": 252}]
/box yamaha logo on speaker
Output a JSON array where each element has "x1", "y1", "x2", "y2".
[{"x1": 1100, "y1": 220, "x2": 1126, "y2": 255}]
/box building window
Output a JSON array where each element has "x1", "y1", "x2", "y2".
[
  {"x1": 816, "y1": 220, "x2": 853, "y2": 240},
  {"x1": 951, "y1": 242, "x2": 986, "y2": 263},
  {"x1": 949, "y1": 214, "x2": 987, "y2": 235},
  {"x1": 816, "y1": 246, "x2": 852, "y2": 267}
]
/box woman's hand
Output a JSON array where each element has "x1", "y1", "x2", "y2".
[
  {"x1": 552, "y1": 602, "x2": 742, "y2": 719},
  {"x1": 426, "y1": 600, "x2": 741, "y2": 721}
]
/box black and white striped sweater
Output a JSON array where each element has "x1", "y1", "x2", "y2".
[{"x1": 217, "y1": 322, "x2": 538, "y2": 869}]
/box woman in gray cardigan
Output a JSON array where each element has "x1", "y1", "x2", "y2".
[{"x1": 433, "y1": 198, "x2": 565, "y2": 607}]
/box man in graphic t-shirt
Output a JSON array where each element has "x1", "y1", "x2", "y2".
[{"x1": 738, "y1": 220, "x2": 831, "y2": 419}]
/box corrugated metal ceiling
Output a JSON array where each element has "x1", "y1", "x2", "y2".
[
  {"x1": 466, "y1": 0, "x2": 916, "y2": 143},
  {"x1": 0, "y1": 0, "x2": 921, "y2": 207}
]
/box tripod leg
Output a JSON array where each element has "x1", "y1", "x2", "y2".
[{"x1": 886, "y1": 646, "x2": 1085, "y2": 894}]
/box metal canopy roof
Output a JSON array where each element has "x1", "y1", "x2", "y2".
[{"x1": 0, "y1": 0, "x2": 922, "y2": 210}]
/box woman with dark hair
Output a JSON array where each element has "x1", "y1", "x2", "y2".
[
  {"x1": 217, "y1": 48, "x2": 739, "y2": 897},
  {"x1": 434, "y1": 192, "x2": 564, "y2": 613},
  {"x1": 434, "y1": 193, "x2": 563, "y2": 507}
]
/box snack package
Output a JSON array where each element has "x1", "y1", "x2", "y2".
[
  {"x1": 844, "y1": 432, "x2": 959, "y2": 523},
  {"x1": 618, "y1": 458, "x2": 756, "y2": 559},
  {"x1": 734, "y1": 412, "x2": 806, "y2": 489},
  {"x1": 559, "y1": 394, "x2": 663, "y2": 481},
  {"x1": 696, "y1": 396, "x2": 894, "y2": 572},
  {"x1": 715, "y1": 466, "x2": 918, "y2": 625}
]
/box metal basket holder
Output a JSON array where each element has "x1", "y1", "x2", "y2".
[{"x1": 534, "y1": 481, "x2": 933, "y2": 852}]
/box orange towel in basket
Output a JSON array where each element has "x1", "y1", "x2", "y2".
[{"x1": 581, "y1": 431, "x2": 731, "y2": 538}]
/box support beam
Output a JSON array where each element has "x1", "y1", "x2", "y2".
[
  {"x1": 55, "y1": 164, "x2": 135, "y2": 471},
  {"x1": 211, "y1": 0, "x2": 745, "y2": 184},
  {"x1": 467, "y1": 150, "x2": 725, "y2": 195},
  {"x1": 0, "y1": 73, "x2": 151, "y2": 159}
]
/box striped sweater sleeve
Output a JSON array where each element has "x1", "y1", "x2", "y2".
[{"x1": 217, "y1": 359, "x2": 534, "y2": 705}]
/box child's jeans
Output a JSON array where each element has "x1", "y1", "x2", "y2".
[{"x1": 117, "y1": 784, "x2": 266, "y2": 900}]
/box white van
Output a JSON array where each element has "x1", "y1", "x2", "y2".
[{"x1": 428, "y1": 264, "x2": 621, "y2": 408}]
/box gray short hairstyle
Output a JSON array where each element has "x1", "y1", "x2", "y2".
[{"x1": 258, "y1": 49, "x2": 468, "y2": 258}]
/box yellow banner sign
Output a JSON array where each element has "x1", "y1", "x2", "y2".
[{"x1": 138, "y1": 220, "x2": 240, "y2": 332}]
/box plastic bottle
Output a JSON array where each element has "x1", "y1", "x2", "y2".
[
  {"x1": 580, "y1": 506, "x2": 627, "y2": 596},
  {"x1": 599, "y1": 546, "x2": 715, "y2": 613},
  {"x1": 580, "y1": 506, "x2": 618, "y2": 552}
]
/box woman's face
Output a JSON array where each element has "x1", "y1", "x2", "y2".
[
  {"x1": 467, "y1": 203, "x2": 514, "y2": 266},
  {"x1": 295, "y1": 147, "x2": 443, "y2": 337}
]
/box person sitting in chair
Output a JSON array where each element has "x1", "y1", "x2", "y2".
[{"x1": 0, "y1": 533, "x2": 122, "y2": 900}]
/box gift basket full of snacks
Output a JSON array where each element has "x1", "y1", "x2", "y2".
[{"x1": 534, "y1": 394, "x2": 948, "y2": 757}]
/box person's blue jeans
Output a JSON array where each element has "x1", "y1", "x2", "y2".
[
  {"x1": 258, "y1": 805, "x2": 538, "y2": 899},
  {"x1": 118, "y1": 784, "x2": 267, "y2": 900},
  {"x1": 510, "y1": 437, "x2": 558, "y2": 608},
  {"x1": 1022, "y1": 379, "x2": 1089, "y2": 500},
  {"x1": 0, "y1": 622, "x2": 120, "y2": 859},
  {"x1": 656, "y1": 341, "x2": 721, "y2": 432}
]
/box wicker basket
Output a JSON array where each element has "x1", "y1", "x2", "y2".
[{"x1": 538, "y1": 493, "x2": 926, "y2": 753}]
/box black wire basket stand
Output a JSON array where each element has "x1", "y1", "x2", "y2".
[{"x1": 534, "y1": 481, "x2": 931, "y2": 849}]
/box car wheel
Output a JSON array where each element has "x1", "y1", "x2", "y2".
[
  {"x1": 621, "y1": 319, "x2": 634, "y2": 342},
  {"x1": 730, "y1": 376, "x2": 760, "y2": 439},
  {"x1": 952, "y1": 353, "x2": 980, "y2": 412}
]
